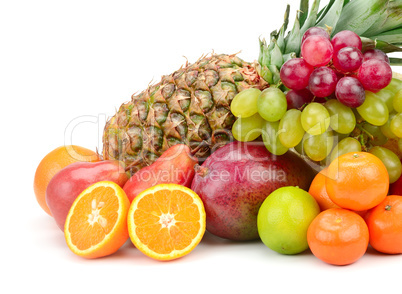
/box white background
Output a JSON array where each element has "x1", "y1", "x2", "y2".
[{"x1": 2, "y1": 0, "x2": 402, "y2": 293}]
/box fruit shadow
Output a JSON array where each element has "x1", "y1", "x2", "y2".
[
  {"x1": 108, "y1": 241, "x2": 163, "y2": 265},
  {"x1": 200, "y1": 231, "x2": 312, "y2": 257},
  {"x1": 200, "y1": 231, "x2": 312, "y2": 255},
  {"x1": 29, "y1": 214, "x2": 68, "y2": 247},
  {"x1": 200, "y1": 231, "x2": 262, "y2": 246},
  {"x1": 198, "y1": 232, "x2": 315, "y2": 265},
  {"x1": 364, "y1": 244, "x2": 400, "y2": 258},
  {"x1": 110, "y1": 240, "x2": 213, "y2": 265},
  {"x1": 111, "y1": 232, "x2": 245, "y2": 262}
]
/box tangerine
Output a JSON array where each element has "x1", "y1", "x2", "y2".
[
  {"x1": 326, "y1": 152, "x2": 389, "y2": 211},
  {"x1": 307, "y1": 208, "x2": 369, "y2": 265},
  {"x1": 366, "y1": 195, "x2": 402, "y2": 254}
]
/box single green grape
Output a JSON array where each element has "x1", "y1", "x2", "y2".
[
  {"x1": 262, "y1": 121, "x2": 289, "y2": 155},
  {"x1": 324, "y1": 99, "x2": 356, "y2": 134},
  {"x1": 303, "y1": 131, "x2": 334, "y2": 162},
  {"x1": 390, "y1": 113, "x2": 402, "y2": 138},
  {"x1": 278, "y1": 109, "x2": 305, "y2": 148},
  {"x1": 369, "y1": 146, "x2": 402, "y2": 184},
  {"x1": 230, "y1": 88, "x2": 261, "y2": 118},
  {"x1": 380, "y1": 113, "x2": 397, "y2": 139},
  {"x1": 393, "y1": 89, "x2": 402, "y2": 113},
  {"x1": 362, "y1": 123, "x2": 388, "y2": 146},
  {"x1": 257, "y1": 88, "x2": 287, "y2": 122},
  {"x1": 384, "y1": 78, "x2": 402, "y2": 94},
  {"x1": 330, "y1": 137, "x2": 362, "y2": 162},
  {"x1": 357, "y1": 91, "x2": 389, "y2": 126},
  {"x1": 375, "y1": 88, "x2": 395, "y2": 113},
  {"x1": 301, "y1": 103, "x2": 330, "y2": 135},
  {"x1": 232, "y1": 113, "x2": 265, "y2": 142}
]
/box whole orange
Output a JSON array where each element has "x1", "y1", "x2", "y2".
[
  {"x1": 308, "y1": 168, "x2": 340, "y2": 211},
  {"x1": 326, "y1": 152, "x2": 389, "y2": 211},
  {"x1": 366, "y1": 195, "x2": 402, "y2": 254},
  {"x1": 34, "y1": 145, "x2": 99, "y2": 215},
  {"x1": 307, "y1": 208, "x2": 369, "y2": 265}
]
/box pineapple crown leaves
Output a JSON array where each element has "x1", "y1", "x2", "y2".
[{"x1": 258, "y1": 0, "x2": 402, "y2": 83}]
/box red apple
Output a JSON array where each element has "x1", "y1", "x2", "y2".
[{"x1": 46, "y1": 160, "x2": 129, "y2": 230}]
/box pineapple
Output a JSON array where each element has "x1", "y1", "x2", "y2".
[
  {"x1": 103, "y1": 0, "x2": 402, "y2": 173},
  {"x1": 103, "y1": 54, "x2": 268, "y2": 172}
]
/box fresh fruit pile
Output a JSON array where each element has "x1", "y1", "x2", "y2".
[
  {"x1": 33, "y1": 0, "x2": 402, "y2": 265},
  {"x1": 34, "y1": 143, "x2": 402, "y2": 265},
  {"x1": 258, "y1": 151, "x2": 402, "y2": 265},
  {"x1": 35, "y1": 144, "x2": 205, "y2": 260}
]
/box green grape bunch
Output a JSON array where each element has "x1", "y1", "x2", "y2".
[{"x1": 230, "y1": 77, "x2": 402, "y2": 184}]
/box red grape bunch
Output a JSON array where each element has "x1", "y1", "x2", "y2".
[{"x1": 280, "y1": 27, "x2": 393, "y2": 109}]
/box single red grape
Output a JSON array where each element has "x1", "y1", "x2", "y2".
[
  {"x1": 331, "y1": 30, "x2": 362, "y2": 52},
  {"x1": 335, "y1": 77, "x2": 365, "y2": 108},
  {"x1": 363, "y1": 49, "x2": 390, "y2": 64},
  {"x1": 302, "y1": 27, "x2": 330, "y2": 44},
  {"x1": 333, "y1": 47, "x2": 363, "y2": 73},
  {"x1": 357, "y1": 59, "x2": 392, "y2": 92},
  {"x1": 280, "y1": 58, "x2": 314, "y2": 90},
  {"x1": 309, "y1": 67, "x2": 337, "y2": 97},
  {"x1": 301, "y1": 35, "x2": 334, "y2": 67}
]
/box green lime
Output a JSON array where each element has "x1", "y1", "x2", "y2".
[{"x1": 257, "y1": 186, "x2": 320, "y2": 255}]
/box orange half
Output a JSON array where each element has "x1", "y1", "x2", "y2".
[
  {"x1": 127, "y1": 184, "x2": 206, "y2": 261},
  {"x1": 64, "y1": 181, "x2": 130, "y2": 259}
]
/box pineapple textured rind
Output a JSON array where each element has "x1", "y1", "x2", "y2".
[{"x1": 103, "y1": 54, "x2": 268, "y2": 173}]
